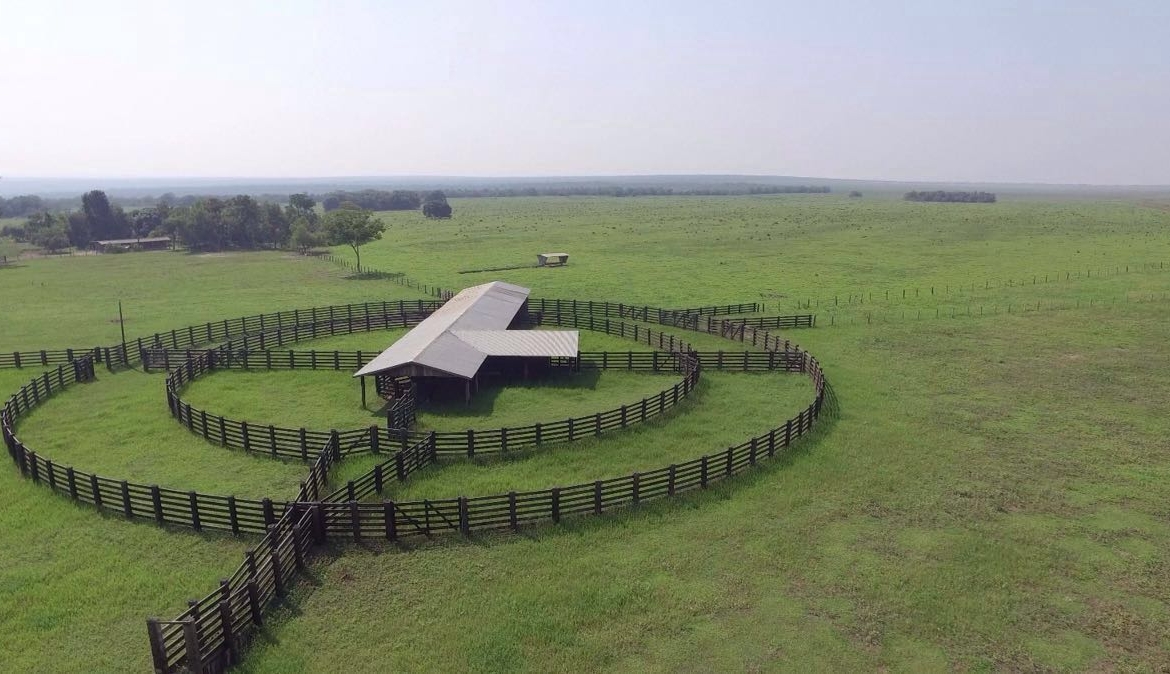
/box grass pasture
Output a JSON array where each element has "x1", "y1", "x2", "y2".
[{"x1": 2, "y1": 194, "x2": 1170, "y2": 671}]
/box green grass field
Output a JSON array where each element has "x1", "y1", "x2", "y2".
[{"x1": 3, "y1": 195, "x2": 1170, "y2": 671}]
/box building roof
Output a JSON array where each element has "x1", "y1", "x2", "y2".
[
  {"x1": 450, "y1": 330, "x2": 578, "y2": 357},
  {"x1": 354, "y1": 281, "x2": 578, "y2": 379},
  {"x1": 94, "y1": 237, "x2": 171, "y2": 245}
]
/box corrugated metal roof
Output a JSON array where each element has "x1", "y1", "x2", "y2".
[
  {"x1": 355, "y1": 281, "x2": 576, "y2": 379},
  {"x1": 451, "y1": 330, "x2": 578, "y2": 357}
]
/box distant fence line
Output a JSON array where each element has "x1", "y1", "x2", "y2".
[{"x1": 786, "y1": 260, "x2": 1170, "y2": 312}]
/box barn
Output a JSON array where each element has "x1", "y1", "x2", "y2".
[
  {"x1": 91, "y1": 237, "x2": 173, "y2": 252},
  {"x1": 354, "y1": 281, "x2": 578, "y2": 403}
]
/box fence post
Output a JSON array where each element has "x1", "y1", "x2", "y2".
[
  {"x1": 632, "y1": 472, "x2": 640, "y2": 504},
  {"x1": 350, "y1": 500, "x2": 361, "y2": 540},
  {"x1": 90, "y1": 473, "x2": 102, "y2": 508},
  {"x1": 218, "y1": 597, "x2": 238, "y2": 665},
  {"x1": 151, "y1": 485, "x2": 164, "y2": 525},
  {"x1": 508, "y1": 492, "x2": 518, "y2": 530},
  {"x1": 551, "y1": 488, "x2": 561, "y2": 524},
  {"x1": 182, "y1": 619, "x2": 203, "y2": 673},
  {"x1": 121, "y1": 480, "x2": 133, "y2": 518},
  {"x1": 189, "y1": 491, "x2": 201, "y2": 531},
  {"x1": 593, "y1": 480, "x2": 603, "y2": 515},
  {"x1": 246, "y1": 580, "x2": 263, "y2": 625},
  {"x1": 262, "y1": 498, "x2": 275, "y2": 527},
  {"x1": 370, "y1": 426, "x2": 380, "y2": 454},
  {"x1": 146, "y1": 618, "x2": 169, "y2": 673},
  {"x1": 384, "y1": 501, "x2": 397, "y2": 541}
]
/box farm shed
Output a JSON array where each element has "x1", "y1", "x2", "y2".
[
  {"x1": 354, "y1": 281, "x2": 578, "y2": 402},
  {"x1": 537, "y1": 252, "x2": 569, "y2": 266},
  {"x1": 91, "y1": 237, "x2": 172, "y2": 252}
]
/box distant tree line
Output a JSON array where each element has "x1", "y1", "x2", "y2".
[
  {"x1": 321, "y1": 190, "x2": 422, "y2": 212},
  {"x1": 1, "y1": 190, "x2": 391, "y2": 260},
  {"x1": 0, "y1": 195, "x2": 50, "y2": 218},
  {"x1": 904, "y1": 190, "x2": 996, "y2": 203},
  {"x1": 417, "y1": 184, "x2": 830, "y2": 198},
  {"x1": 3, "y1": 190, "x2": 310, "y2": 252}
]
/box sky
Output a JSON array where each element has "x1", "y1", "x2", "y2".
[{"x1": 1, "y1": 0, "x2": 1168, "y2": 185}]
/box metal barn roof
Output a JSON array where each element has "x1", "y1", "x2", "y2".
[
  {"x1": 450, "y1": 330, "x2": 578, "y2": 357},
  {"x1": 354, "y1": 281, "x2": 578, "y2": 380}
]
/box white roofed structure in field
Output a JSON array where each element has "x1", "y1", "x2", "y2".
[{"x1": 354, "y1": 281, "x2": 578, "y2": 381}]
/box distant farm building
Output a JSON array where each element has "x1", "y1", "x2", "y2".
[
  {"x1": 355, "y1": 281, "x2": 578, "y2": 402},
  {"x1": 91, "y1": 237, "x2": 173, "y2": 253},
  {"x1": 537, "y1": 252, "x2": 569, "y2": 267}
]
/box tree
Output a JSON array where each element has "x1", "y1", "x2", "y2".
[
  {"x1": 67, "y1": 211, "x2": 90, "y2": 247},
  {"x1": 130, "y1": 208, "x2": 163, "y2": 238},
  {"x1": 423, "y1": 201, "x2": 452, "y2": 218},
  {"x1": 26, "y1": 212, "x2": 70, "y2": 252},
  {"x1": 33, "y1": 224, "x2": 70, "y2": 253},
  {"x1": 82, "y1": 190, "x2": 129, "y2": 240},
  {"x1": 263, "y1": 203, "x2": 291, "y2": 248},
  {"x1": 422, "y1": 190, "x2": 452, "y2": 219},
  {"x1": 323, "y1": 208, "x2": 384, "y2": 272},
  {"x1": 290, "y1": 216, "x2": 327, "y2": 253},
  {"x1": 225, "y1": 195, "x2": 265, "y2": 247},
  {"x1": 289, "y1": 193, "x2": 316, "y2": 213}
]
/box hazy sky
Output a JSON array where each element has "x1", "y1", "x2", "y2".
[{"x1": 1, "y1": 0, "x2": 1168, "y2": 184}]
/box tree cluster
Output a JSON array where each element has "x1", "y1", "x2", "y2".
[
  {"x1": 0, "y1": 195, "x2": 47, "y2": 218},
  {"x1": 422, "y1": 190, "x2": 452, "y2": 219},
  {"x1": 904, "y1": 191, "x2": 996, "y2": 203}
]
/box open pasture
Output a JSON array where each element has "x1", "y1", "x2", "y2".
[{"x1": 3, "y1": 195, "x2": 1170, "y2": 671}]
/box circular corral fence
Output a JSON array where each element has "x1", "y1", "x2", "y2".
[{"x1": 1, "y1": 295, "x2": 826, "y2": 673}]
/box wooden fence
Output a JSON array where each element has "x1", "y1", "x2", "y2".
[
  {"x1": 160, "y1": 347, "x2": 702, "y2": 460},
  {"x1": 148, "y1": 344, "x2": 824, "y2": 672},
  {"x1": 0, "y1": 288, "x2": 823, "y2": 673}
]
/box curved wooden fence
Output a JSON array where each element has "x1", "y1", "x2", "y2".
[
  {"x1": 148, "y1": 345, "x2": 826, "y2": 672},
  {"x1": 0, "y1": 292, "x2": 820, "y2": 674}
]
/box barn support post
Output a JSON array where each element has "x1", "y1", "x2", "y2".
[{"x1": 361, "y1": 376, "x2": 367, "y2": 408}]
